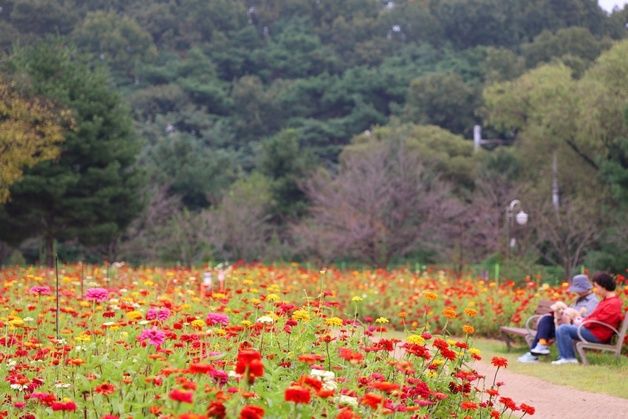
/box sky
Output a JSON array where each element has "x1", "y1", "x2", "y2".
[{"x1": 598, "y1": 0, "x2": 627, "y2": 12}]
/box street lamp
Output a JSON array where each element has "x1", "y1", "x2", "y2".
[{"x1": 506, "y1": 199, "x2": 528, "y2": 257}]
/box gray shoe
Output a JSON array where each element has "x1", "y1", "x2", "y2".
[
  {"x1": 517, "y1": 352, "x2": 539, "y2": 363},
  {"x1": 551, "y1": 358, "x2": 578, "y2": 365},
  {"x1": 530, "y1": 343, "x2": 550, "y2": 355}
]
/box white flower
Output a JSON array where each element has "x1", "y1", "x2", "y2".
[
  {"x1": 22, "y1": 317, "x2": 34, "y2": 322},
  {"x1": 54, "y1": 383, "x2": 71, "y2": 389},
  {"x1": 138, "y1": 320, "x2": 150, "y2": 325},
  {"x1": 10, "y1": 384, "x2": 27, "y2": 391},
  {"x1": 228, "y1": 370, "x2": 241, "y2": 379},
  {"x1": 256, "y1": 316, "x2": 274, "y2": 324},
  {"x1": 310, "y1": 369, "x2": 335, "y2": 381},
  {"x1": 323, "y1": 380, "x2": 337, "y2": 391},
  {"x1": 336, "y1": 395, "x2": 358, "y2": 406}
]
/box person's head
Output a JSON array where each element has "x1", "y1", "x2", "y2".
[
  {"x1": 569, "y1": 274, "x2": 592, "y2": 296},
  {"x1": 592, "y1": 272, "x2": 616, "y2": 296}
]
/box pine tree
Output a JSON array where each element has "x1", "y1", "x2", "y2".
[{"x1": 0, "y1": 41, "x2": 144, "y2": 265}]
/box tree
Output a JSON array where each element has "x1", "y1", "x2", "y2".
[
  {"x1": 0, "y1": 79, "x2": 71, "y2": 203},
  {"x1": 403, "y1": 72, "x2": 478, "y2": 136},
  {"x1": 72, "y1": 11, "x2": 157, "y2": 82},
  {"x1": 0, "y1": 42, "x2": 144, "y2": 265},
  {"x1": 294, "y1": 138, "x2": 454, "y2": 266}
]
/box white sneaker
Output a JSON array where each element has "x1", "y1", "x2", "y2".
[
  {"x1": 530, "y1": 344, "x2": 550, "y2": 355},
  {"x1": 551, "y1": 358, "x2": 578, "y2": 365},
  {"x1": 517, "y1": 352, "x2": 539, "y2": 363}
]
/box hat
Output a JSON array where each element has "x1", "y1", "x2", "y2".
[{"x1": 569, "y1": 274, "x2": 592, "y2": 293}]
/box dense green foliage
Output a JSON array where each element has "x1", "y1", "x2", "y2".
[{"x1": 0, "y1": 0, "x2": 626, "y2": 275}]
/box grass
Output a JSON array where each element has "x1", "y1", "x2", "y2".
[{"x1": 471, "y1": 337, "x2": 628, "y2": 400}]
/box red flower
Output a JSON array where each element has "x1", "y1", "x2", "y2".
[
  {"x1": 491, "y1": 357, "x2": 508, "y2": 368},
  {"x1": 189, "y1": 363, "x2": 214, "y2": 374},
  {"x1": 94, "y1": 383, "x2": 116, "y2": 395},
  {"x1": 336, "y1": 407, "x2": 360, "y2": 419},
  {"x1": 499, "y1": 396, "x2": 518, "y2": 411},
  {"x1": 207, "y1": 401, "x2": 226, "y2": 419},
  {"x1": 236, "y1": 350, "x2": 264, "y2": 383},
  {"x1": 51, "y1": 400, "x2": 77, "y2": 412},
  {"x1": 169, "y1": 389, "x2": 194, "y2": 403},
  {"x1": 460, "y1": 401, "x2": 478, "y2": 410},
  {"x1": 371, "y1": 381, "x2": 399, "y2": 393},
  {"x1": 520, "y1": 403, "x2": 536, "y2": 415},
  {"x1": 284, "y1": 385, "x2": 311, "y2": 404},
  {"x1": 239, "y1": 405, "x2": 264, "y2": 419},
  {"x1": 361, "y1": 392, "x2": 383, "y2": 409}
]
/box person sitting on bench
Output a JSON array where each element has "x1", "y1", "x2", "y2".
[
  {"x1": 518, "y1": 274, "x2": 598, "y2": 363},
  {"x1": 552, "y1": 272, "x2": 624, "y2": 365}
]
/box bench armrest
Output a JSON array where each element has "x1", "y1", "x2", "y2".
[
  {"x1": 525, "y1": 314, "x2": 550, "y2": 335},
  {"x1": 576, "y1": 320, "x2": 619, "y2": 343}
]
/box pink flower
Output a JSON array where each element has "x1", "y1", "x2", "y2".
[
  {"x1": 206, "y1": 312, "x2": 229, "y2": 326},
  {"x1": 146, "y1": 308, "x2": 171, "y2": 321},
  {"x1": 30, "y1": 285, "x2": 52, "y2": 296},
  {"x1": 138, "y1": 327, "x2": 166, "y2": 347},
  {"x1": 85, "y1": 288, "x2": 109, "y2": 303}
]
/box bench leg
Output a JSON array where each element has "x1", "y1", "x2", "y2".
[
  {"x1": 575, "y1": 344, "x2": 589, "y2": 365},
  {"x1": 502, "y1": 334, "x2": 513, "y2": 352}
]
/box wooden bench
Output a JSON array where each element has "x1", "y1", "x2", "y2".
[
  {"x1": 575, "y1": 312, "x2": 628, "y2": 365},
  {"x1": 499, "y1": 299, "x2": 553, "y2": 351}
]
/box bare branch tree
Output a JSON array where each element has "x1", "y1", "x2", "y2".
[
  {"x1": 293, "y1": 140, "x2": 455, "y2": 266},
  {"x1": 532, "y1": 196, "x2": 603, "y2": 279}
]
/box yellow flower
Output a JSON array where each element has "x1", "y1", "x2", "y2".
[
  {"x1": 143, "y1": 280, "x2": 154, "y2": 287},
  {"x1": 423, "y1": 291, "x2": 438, "y2": 301},
  {"x1": 462, "y1": 324, "x2": 475, "y2": 335},
  {"x1": 325, "y1": 317, "x2": 343, "y2": 327},
  {"x1": 469, "y1": 348, "x2": 481, "y2": 357},
  {"x1": 191, "y1": 319, "x2": 205, "y2": 330},
  {"x1": 375, "y1": 317, "x2": 389, "y2": 324},
  {"x1": 406, "y1": 335, "x2": 425, "y2": 345},
  {"x1": 266, "y1": 293, "x2": 280, "y2": 302},
  {"x1": 292, "y1": 309, "x2": 310, "y2": 321},
  {"x1": 79, "y1": 301, "x2": 90, "y2": 307},
  {"x1": 8, "y1": 318, "x2": 24, "y2": 327},
  {"x1": 213, "y1": 328, "x2": 227, "y2": 336},
  {"x1": 126, "y1": 311, "x2": 143, "y2": 320},
  {"x1": 212, "y1": 293, "x2": 227, "y2": 299},
  {"x1": 75, "y1": 334, "x2": 91, "y2": 343},
  {"x1": 351, "y1": 296, "x2": 363, "y2": 302},
  {"x1": 243, "y1": 279, "x2": 253, "y2": 286},
  {"x1": 240, "y1": 320, "x2": 253, "y2": 327}
]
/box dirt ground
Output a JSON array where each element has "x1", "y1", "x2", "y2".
[{"x1": 472, "y1": 360, "x2": 628, "y2": 418}]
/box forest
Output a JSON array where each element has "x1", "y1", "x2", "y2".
[{"x1": 0, "y1": 0, "x2": 627, "y2": 279}]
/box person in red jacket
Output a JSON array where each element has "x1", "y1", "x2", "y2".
[{"x1": 552, "y1": 272, "x2": 624, "y2": 365}]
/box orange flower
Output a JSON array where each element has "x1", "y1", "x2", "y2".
[
  {"x1": 360, "y1": 392, "x2": 383, "y2": 409},
  {"x1": 371, "y1": 381, "x2": 399, "y2": 393}
]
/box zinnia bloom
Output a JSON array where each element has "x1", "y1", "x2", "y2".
[
  {"x1": 138, "y1": 327, "x2": 166, "y2": 347},
  {"x1": 491, "y1": 357, "x2": 508, "y2": 368},
  {"x1": 520, "y1": 403, "x2": 536, "y2": 415},
  {"x1": 284, "y1": 385, "x2": 311, "y2": 404},
  {"x1": 85, "y1": 288, "x2": 109, "y2": 303},
  {"x1": 206, "y1": 312, "x2": 229, "y2": 326},
  {"x1": 169, "y1": 389, "x2": 193, "y2": 403},
  {"x1": 29, "y1": 285, "x2": 52, "y2": 296},
  {"x1": 361, "y1": 392, "x2": 383, "y2": 409},
  {"x1": 146, "y1": 308, "x2": 171, "y2": 321},
  {"x1": 239, "y1": 405, "x2": 264, "y2": 419},
  {"x1": 51, "y1": 400, "x2": 77, "y2": 411}
]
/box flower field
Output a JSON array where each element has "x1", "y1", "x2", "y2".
[{"x1": 2, "y1": 264, "x2": 624, "y2": 418}]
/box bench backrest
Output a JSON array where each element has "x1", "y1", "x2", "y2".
[{"x1": 617, "y1": 312, "x2": 628, "y2": 347}]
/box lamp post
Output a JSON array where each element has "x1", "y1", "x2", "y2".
[{"x1": 505, "y1": 199, "x2": 528, "y2": 258}]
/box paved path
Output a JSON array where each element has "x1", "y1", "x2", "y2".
[{"x1": 473, "y1": 360, "x2": 628, "y2": 418}]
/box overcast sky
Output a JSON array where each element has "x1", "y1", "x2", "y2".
[{"x1": 599, "y1": 0, "x2": 627, "y2": 12}]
